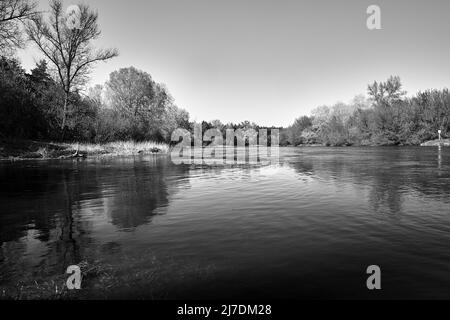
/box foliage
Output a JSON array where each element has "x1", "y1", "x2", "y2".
[
  {"x1": 104, "y1": 66, "x2": 190, "y2": 142},
  {"x1": 284, "y1": 77, "x2": 450, "y2": 146},
  {"x1": 0, "y1": 57, "x2": 62, "y2": 139}
]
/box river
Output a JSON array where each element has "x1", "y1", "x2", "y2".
[{"x1": 1, "y1": 147, "x2": 449, "y2": 299}]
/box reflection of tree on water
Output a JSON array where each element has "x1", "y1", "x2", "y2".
[
  {"x1": 0, "y1": 157, "x2": 191, "y2": 285},
  {"x1": 0, "y1": 162, "x2": 95, "y2": 277},
  {"x1": 58, "y1": 170, "x2": 80, "y2": 271},
  {"x1": 367, "y1": 172, "x2": 403, "y2": 216},
  {"x1": 287, "y1": 148, "x2": 439, "y2": 216},
  {"x1": 288, "y1": 157, "x2": 314, "y2": 177},
  {"x1": 106, "y1": 157, "x2": 190, "y2": 229},
  {"x1": 0, "y1": 164, "x2": 60, "y2": 245},
  {"x1": 290, "y1": 148, "x2": 450, "y2": 216}
]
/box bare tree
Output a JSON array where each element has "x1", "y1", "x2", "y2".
[
  {"x1": 0, "y1": 0, "x2": 36, "y2": 53},
  {"x1": 27, "y1": 0, "x2": 118, "y2": 137}
]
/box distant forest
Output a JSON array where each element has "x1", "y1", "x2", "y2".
[{"x1": 1, "y1": 0, "x2": 449, "y2": 146}]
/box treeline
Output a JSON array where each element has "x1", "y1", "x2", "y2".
[
  {"x1": 0, "y1": 0, "x2": 190, "y2": 143},
  {"x1": 188, "y1": 120, "x2": 280, "y2": 146},
  {"x1": 0, "y1": 57, "x2": 190, "y2": 143},
  {"x1": 281, "y1": 76, "x2": 450, "y2": 146},
  {"x1": 2, "y1": 1, "x2": 449, "y2": 147}
]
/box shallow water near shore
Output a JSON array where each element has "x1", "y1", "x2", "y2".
[{"x1": 1, "y1": 147, "x2": 450, "y2": 299}]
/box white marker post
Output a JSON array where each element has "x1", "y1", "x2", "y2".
[{"x1": 438, "y1": 129, "x2": 442, "y2": 141}]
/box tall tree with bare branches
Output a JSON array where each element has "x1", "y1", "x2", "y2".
[
  {"x1": 0, "y1": 0, "x2": 36, "y2": 54},
  {"x1": 27, "y1": 0, "x2": 118, "y2": 137}
]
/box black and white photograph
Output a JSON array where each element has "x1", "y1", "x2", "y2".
[{"x1": 1, "y1": 0, "x2": 450, "y2": 308}]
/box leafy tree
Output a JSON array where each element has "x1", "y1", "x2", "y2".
[
  {"x1": 105, "y1": 66, "x2": 190, "y2": 142},
  {"x1": 28, "y1": 60, "x2": 64, "y2": 137},
  {"x1": 0, "y1": 57, "x2": 56, "y2": 139},
  {"x1": 368, "y1": 76, "x2": 406, "y2": 107},
  {"x1": 288, "y1": 116, "x2": 312, "y2": 145},
  {"x1": 106, "y1": 67, "x2": 155, "y2": 118}
]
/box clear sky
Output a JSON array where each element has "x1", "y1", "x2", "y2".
[{"x1": 18, "y1": 0, "x2": 450, "y2": 127}]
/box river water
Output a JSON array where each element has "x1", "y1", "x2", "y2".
[{"x1": 1, "y1": 147, "x2": 449, "y2": 299}]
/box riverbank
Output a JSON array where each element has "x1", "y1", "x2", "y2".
[
  {"x1": 0, "y1": 139, "x2": 169, "y2": 160},
  {"x1": 1, "y1": 138, "x2": 447, "y2": 160},
  {"x1": 420, "y1": 139, "x2": 450, "y2": 146},
  {"x1": 295, "y1": 139, "x2": 450, "y2": 147}
]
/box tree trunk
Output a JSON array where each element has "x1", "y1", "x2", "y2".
[{"x1": 61, "y1": 91, "x2": 69, "y2": 140}]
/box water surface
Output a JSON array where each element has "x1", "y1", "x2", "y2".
[{"x1": 1, "y1": 147, "x2": 450, "y2": 299}]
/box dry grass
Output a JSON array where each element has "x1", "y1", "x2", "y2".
[
  {"x1": 65, "y1": 141, "x2": 169, "y2": 156},
  {"x1": 0, "y1": 139, "x2": 169, "y2": 160}
]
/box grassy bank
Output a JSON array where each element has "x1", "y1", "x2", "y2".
[
  {"x1": 65, "y1": 141, "x2": 169, "y2": 156},
  {"x1": 0, "y1": 139, "x2": 169, "y2": 160}
]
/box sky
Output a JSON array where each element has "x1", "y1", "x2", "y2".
[{"x1": 18, "y1": 0, "x2": 450, "y2": 127}]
